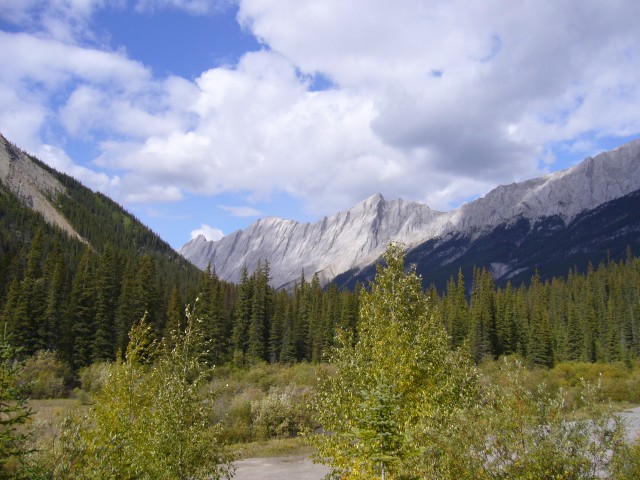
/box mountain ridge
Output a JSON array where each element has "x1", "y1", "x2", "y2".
[
  {"x1": 0, "y1": 135, "x2": 83, "y2": 241},
  {"x1": 181, "y1": 139, "x2": 640, "y2": 289}
]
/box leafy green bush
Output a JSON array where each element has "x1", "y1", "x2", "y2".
[
  {"x1": 17, "y1": 350, "x2": 72, "y2": 399},
  {"x1": 311, "y1": 244, "x2": 477, "y2": 479},
  {"x1": 423, "y1": 358, "x2": 627, "y2": 479},
  {"x1": 50, "y1": 316, "x2": 233, "y2": 479},
  {"x1": 221, "y1": 387, "x2": 263, "y2": 443},
  {"x1": 251, "y1": 384, "x2": 313, "y2": 440},
  {"x1": 77, "y1": 362, "x2": 110, "y2": 396},
  {"x1": 208, "y1": 361, "x2": 318, "y2": 445},
  {"x1": 0, "y1": 332, "x2": 37, "y2": 478},
  {"x1": 614, "y1": 436, "x2": 640, "y2": 479}
]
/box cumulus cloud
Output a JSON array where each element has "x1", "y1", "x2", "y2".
[
  {"x1": 190, "y1": 223, "x2": 225, "y2": 241},
  {"x1": 0, "y1": 0, "x2": 118, "y2": 42},
  {"x1": 2, "y1": 0, "x2": 640, "y2": 218},
  {"x1": 37, "y1": 144, "x2": 121, "y2": 193}
]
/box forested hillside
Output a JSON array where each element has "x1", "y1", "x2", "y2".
[
  {"x1": 0, "y1": 137, "x2": 203, "y2": 367},
  {"x1": 2, "y1": 137, "x2": 640, "y2": 371}
]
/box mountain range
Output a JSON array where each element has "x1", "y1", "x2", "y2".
[{"x1": 181, "y1": 139, "x2": 640, "y2": 290}]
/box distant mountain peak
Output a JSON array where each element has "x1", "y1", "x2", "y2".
[{"x1": 181, "y1": 139, "x2": 640, "y2": 289}]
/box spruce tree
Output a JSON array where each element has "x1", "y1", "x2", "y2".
[
  {"x1": 164, "y1": 285, "x2": 185, "y2": 340},
  {"x1": 43, "y1": 240, "x2": 68, "y2": 352},
  {"x1": 231, "y1": 266, "x2": 252, "y2": 365},
  {"x1": 92, "y1": 245, "x2": 120, "y2": 362},
  {"x1": 67, "y1": 245, "x2": 97, "y2": 369}
]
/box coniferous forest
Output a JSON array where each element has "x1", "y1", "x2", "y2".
[{"x1": 2, "y1": 194, "x2": 640, "y2": 371}]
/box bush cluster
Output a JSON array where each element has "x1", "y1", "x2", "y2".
[{"x1": 17, "y1": 350, "x2": 72, "y2": 399}]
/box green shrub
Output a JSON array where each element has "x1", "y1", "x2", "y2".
[
  {"x1": 614, "y1": 436, "x2": 640, "y2": 480},
  {"x1": 251, "y1": 384, "x2": 313, "y2": 440},
  {"x1": 52, "y1": 317, "x2": 233, "y2": 479},
  {"x1": 77, "y1": 362, "x2": 111, "y2": 395},
  {"x1": 421, "y1": 358, "x2": 628, "y2": 479},
  {"x1": 17, "y1": 350, "x2": 72, "y2": 399},
  {"x1": 221, "y1": 387, "x2": 263, "y2": 443}
]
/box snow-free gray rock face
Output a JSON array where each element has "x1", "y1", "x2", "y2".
[
  {"x1": 180, "y1": 194, "x2": 442, "y2": 289},
  {"x1": 180, "y1": 139, "x2": 640, "y2": 289},
  {"x1": 0, "y1": 135, "x2": 83, "y2": 241}
]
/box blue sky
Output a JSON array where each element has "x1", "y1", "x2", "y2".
[{"x1": 1, "y1": 1, "x2": 640, "y2": 250}]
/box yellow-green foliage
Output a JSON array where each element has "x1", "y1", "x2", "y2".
[
  {"x1": 614, "y1": 436, "x2": 640, "y2": 479},
  {"x1": 0, "y1": 332, "x2": 35, "y2": 479},
  {"x1": 423, "y1": 358, "x2": 627, "y2": 479},
  {"x1": 310, "y1": 243, "x2": 477, "y2": 479},
  {"x1": 49, "y1": 316, "x2": 233, "y2": 480},
  {"x1": 482, "y1": 359, "x2": 640, "y2": 406},
  {"x1": 210, "y1": 362, "x2": 317, "y2": 444},
  {"x1": 17, "y1": 350, "x2": 72, "y2": 399},
  {"x1": 251, "y1": 384, "x2": 313, "y2": 439},
  {"x1": 310, "y1": 244, "x2": 631, "y2": 480}
]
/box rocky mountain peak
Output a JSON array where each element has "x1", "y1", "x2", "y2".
[{"x1": 181, "y1": 139, "x2": 640, "y2": 289}]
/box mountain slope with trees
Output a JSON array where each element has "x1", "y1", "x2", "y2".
[{"x1": 0, "y1": 134, "x2": 203, "y2": 366}]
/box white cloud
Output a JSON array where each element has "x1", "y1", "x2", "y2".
[
  {"x1": 219, "y1": 205, "x2": 262, "y2": 217},
  {"x1": 38, "y1": 144, "x2": 121, "y2": 192},
  {"x1": 2, "y1": 0, "x2": 640, "y2": 220},
  {"x1": 190, "y1": 223, "x2": 225, "y2": 241},
  {"x1": 0, "y1": 0, "x2": 118, "y2": 42},
  {"x1": 0, "y1": 31, "x2": 151, "y2": 91}
]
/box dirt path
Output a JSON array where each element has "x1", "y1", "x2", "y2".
[
  {"x1": 232, "y1": 407, "x2": 640, "y2": 480},
  {"x1": 233, "y1": 455, "x2": 330, "y2": 480},
  {"x1": 621, "y1": 406, "x2": 640, "y2": 441}
]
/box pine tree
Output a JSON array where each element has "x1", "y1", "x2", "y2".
[
  {"x1": 135, "y1": 255, "x2": 162, "y2": 339},
  {"x1": 115, "y1": 258, "x2": 143, "y2": 355},
  {"x1": 43, "y1": 240, "x2": 68, "y2": 352},
  {"x1": 247, "y1": 261, "x2": 269, "y2": 363},
  {"x1": 164, "y1": 285, "x2": 185, "y2": 340},
  {"x1": 469, "y1": 268, "x2": 496, "y2": 362},
  {"x1": 0, "y1": 327, "x2": 35, "y2": 478},
  {"x1": 67, "y1": 245, "x2": 97, "y2": 369},
  {"x1": 231, "y1": 266, "x2": 252, "y2": 365},
  {"x1": 279, "y1": 299, "x2": 297, "y2": 364},
  {"x1": 11, "y1": 229, "x2": 48, "y2": 356},
  {"x1": 451, "y1": 269, "x2": 469, "y2": 349},
  {"x1": 92, "y1": 244, "x2": 120, "y2": 362},
  {"x1": 526, "y1": 271, "x2": 553, "y2": 368},
  {"x1": 308, "y1": 273, "x2": 324, "y2": 362}
]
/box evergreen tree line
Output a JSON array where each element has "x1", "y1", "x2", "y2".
[
  {"x1": 2, "y1": 212, "x2": 640, "y2": 370},
  {"x1": 0, "y1": 227, "x2": 200, "y2": 369},
  {"x1": 439, "y1": 248, "x2": 640, "y2": 367},
  {"x1": 0, "y1": 229, "x2": 362, "y2": 369}
]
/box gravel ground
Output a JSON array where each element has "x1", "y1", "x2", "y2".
[
  {"x1": 232, "y1": 407, "x2": 640, "y2": 480},
  {"x1": 621, "y1": 406, "x2": 640, "y2": 441},
  {"x1": 233, "y1": 455, "x2": 330, "y2": 480}
]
